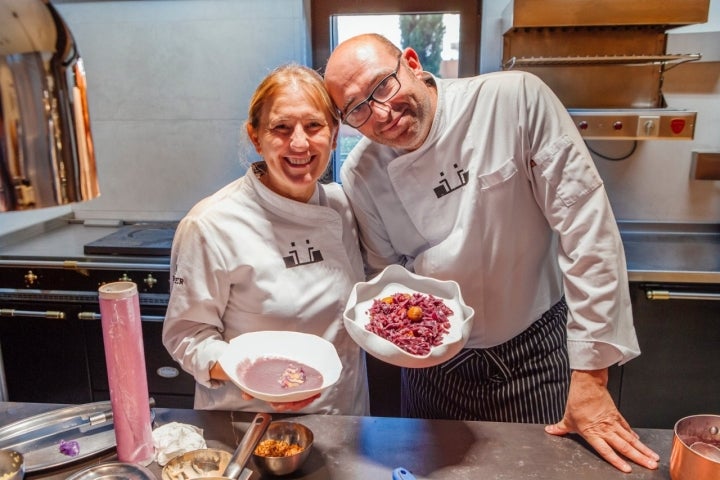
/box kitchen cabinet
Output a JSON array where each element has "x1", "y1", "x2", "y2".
[
  {"x1": 0, "y1": 227, "x2": 195, "y2": 408},
  {"x1": 0, "y1": 303, "x2": 92, "y2": 404},
  {"x1": 84, "y1": 318, "x2": 196, "y2": 409},
  {"x1": 613, "y1": 282, "x2": 720, "y2": 429},
  {"x1": 0, "y1": 296, "x2": 195, "y2": 408}
]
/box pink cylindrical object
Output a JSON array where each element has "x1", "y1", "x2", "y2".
[{"x1": 98, "y1": 281, "x2": 154, "y2": 465}]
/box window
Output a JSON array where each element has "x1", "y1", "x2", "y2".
[{"x1": 311, "y1": 0, "x2": 482, "y2": 182}]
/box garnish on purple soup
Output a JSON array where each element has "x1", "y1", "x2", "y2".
[
  {"x1": 59, "y1": 439, "x2": 80, "y2": 457},
  {"x1": 278, "y1": 363, "x2": 306, "y2": 389}
]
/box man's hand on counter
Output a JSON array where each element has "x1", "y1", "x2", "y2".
[{"x1": 545, "y1": 368, "x2": 660, "y2": 473}]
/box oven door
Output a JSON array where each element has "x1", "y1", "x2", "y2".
[
  {"x1": 80, "y1": 307, "x2": 196, "y2": 409},
  {"x1": 0, "y1": 300, "x2": 93, "y2": 404}
]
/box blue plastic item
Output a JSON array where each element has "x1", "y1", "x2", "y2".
[{"x1": 392, "y1": 467, "x2": 417, "y2": 480}]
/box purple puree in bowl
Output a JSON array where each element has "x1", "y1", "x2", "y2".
[{"x1": 242, "y1": 357, "x2": 323, "y2": 394}]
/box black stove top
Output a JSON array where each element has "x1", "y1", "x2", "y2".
[{"x1": 83, "y1": 223, "x2": 177, "y2": 256}]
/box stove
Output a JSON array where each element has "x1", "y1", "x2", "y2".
[
  {"x1": 0, "y1": 218, "x2": 194, "y2": 408},
  {"x1": 83, "y1": 222, "x2": 177, "y2": 256}
]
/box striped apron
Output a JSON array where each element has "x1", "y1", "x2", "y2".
[{"x1": 401, "y1": 298, "x2": 570, "y2": 423}]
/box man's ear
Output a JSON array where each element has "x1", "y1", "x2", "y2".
[
  {"x1": 402, "y1": 47, "x2": 424, "y2": 77},
  {"x1": 331, "y1": 126, "x2": 339, "y2": 150}
]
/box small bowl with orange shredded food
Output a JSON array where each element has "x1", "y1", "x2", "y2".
[
  {"x1": 251, "y1": 421, "x2": 313, "y2": 476},
  {"x1": 343, "y1": 264, "x2": 475, "y2": 368}
]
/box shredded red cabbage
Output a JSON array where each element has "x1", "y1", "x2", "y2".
[
  {"x1": 365, "y1": 292, "x2": 453, "y2": 356},
  {"x1": 59, "y1": 439, "x2": 80, "y2": 457}
]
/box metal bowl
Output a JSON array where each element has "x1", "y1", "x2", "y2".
[
  {"x1": 252, "y1": 422, "x2": 313, "y2": 476},
  {"x1": 0, "y1": 449, "x2": 24, "y2": 480}
]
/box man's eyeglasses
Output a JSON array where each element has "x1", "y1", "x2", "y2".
[{"x1": 342, "y1": 55, "x2": 402, "y2": 129}]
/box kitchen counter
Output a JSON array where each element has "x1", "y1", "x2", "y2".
[
  {"x1": 1, "y1": 217, "x2": 719, "y2": 283},
  {"x1": 1, "y1": 402, "x2": 675, "y2": 480},
  {"x1": 619, "y1": 221, "x2": 720, "y2": 284}
]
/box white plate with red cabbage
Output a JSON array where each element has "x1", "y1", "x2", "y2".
[
  {"x1": 218, "y1": 331, "x2": 342, "y2": 402},
  {"x1": 343, "y1": 264, "x2": 475, "y2": 368}
]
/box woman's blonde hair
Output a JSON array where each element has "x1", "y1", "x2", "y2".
[{"x1": 247, "y1": 64, "x2": 339, "y2": 130}]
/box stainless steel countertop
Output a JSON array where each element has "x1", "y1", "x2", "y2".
[
  {"x1": 0, "y1": 217, "x2": 170, "y2": 267},
  {"x1": 2, "y1": 402, "x2": 674, "y2": 480},
  {"x1": 0, "y1": 218, "x2": 719, "y2": 283},
  {"x1": 619, "y1": 221, "x2": 720, "y2": 283}
]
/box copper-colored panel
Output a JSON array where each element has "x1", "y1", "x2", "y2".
[
  {"x1": 521, "y1": 65, "x2": 663, "y2": 108},
  {"x1": 503, "y1": 27, "x2": 666, "y2": 60},
  {"x1": 508, "y1": 0, "x2": 709, "y2": 28}
]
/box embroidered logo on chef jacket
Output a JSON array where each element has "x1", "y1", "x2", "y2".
[
  {"x1": 283, "y1": 239, "x2": 324, "y2": 268},
  {"x1": 434, "y1": 163, "x2": 469, "y2": 199}
]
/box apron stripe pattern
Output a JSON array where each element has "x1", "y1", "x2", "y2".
[{"x1": 400, "y1": 298, "x2": 570, "y2": 423}]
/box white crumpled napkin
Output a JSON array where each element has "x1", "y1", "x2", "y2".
[{"x1": 152, "y1": 422, "x2": 207, "y2": 466}]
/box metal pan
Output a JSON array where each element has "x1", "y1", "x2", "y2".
[
  {"x1": 0, "y1": 400, "x2": 154, "y2": 472},
  {"x1": 66, "y1": 461, "x2": 157, "y2": 480},
  {"x1": 670, "y1": 414, "x2": 720, "y2": 480}
]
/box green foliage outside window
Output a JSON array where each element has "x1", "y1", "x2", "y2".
[{"x1": 399, "y1": 14, "x2": 445, "y2": 77}]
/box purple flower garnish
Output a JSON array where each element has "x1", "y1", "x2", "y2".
[{"x1": 59, "y1": 439, "x2": 81, "y2": 457}]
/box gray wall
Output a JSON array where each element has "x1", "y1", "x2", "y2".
[{"x1": 61, "y1": 0, "x2": 311, "y2": 222}]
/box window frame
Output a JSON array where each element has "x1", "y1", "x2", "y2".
[{"x1": 310, "y1": 0, "x2": 482, "y2": 77}]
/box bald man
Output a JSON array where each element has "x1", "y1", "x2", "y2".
[{"x1": 324, "y1": 33, "x2": 659, "y2": 473}]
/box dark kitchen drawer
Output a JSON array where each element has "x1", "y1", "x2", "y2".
[{"x1": 84, "y1": 318, "x2": 195, "y2": 407}]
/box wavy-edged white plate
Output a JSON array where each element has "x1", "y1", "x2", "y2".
[
  {"x1": 218, "y1": 331, "x2": 342, "y2": 402},
  {"x1": 343, "y1": 264, "x2": 475, "y2": 368}
]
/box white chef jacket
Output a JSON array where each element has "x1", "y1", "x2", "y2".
[
  {"x1": 340, "y1": 70, "x2": 640, "y2": 371},
  {"x1": 163, "y1": 163, "x2": 370, "y2": 414}
]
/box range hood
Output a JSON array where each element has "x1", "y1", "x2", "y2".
[{"x1": 501, "y1": 0, "x2": 710, "y2": 140}]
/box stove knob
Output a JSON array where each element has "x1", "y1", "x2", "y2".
[
  {"x1": 144, "y1": 274, "x2": 158, "y2": 289},
  {"x1": 119, "y1": 273, "x2": 132, "y2": 282},
  {"x1": 24, "y1": 270, "x2": 38, "y2": 286}
]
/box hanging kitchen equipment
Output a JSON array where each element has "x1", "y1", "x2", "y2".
[{"x1": 0, "y1": 0, "x2": 100, "y2": 211}]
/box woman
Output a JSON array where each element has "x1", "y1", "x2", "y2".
[{"x1": 162, "y1": 64, "x2": 369, "y2": 414}]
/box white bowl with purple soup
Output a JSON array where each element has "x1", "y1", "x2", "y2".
[
  {"x1": 343, "y1": 264, "x2": 475, "y2": 369},
  {"x1": 218, "y1": 331, "x2": 342, "y2": 402}
]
